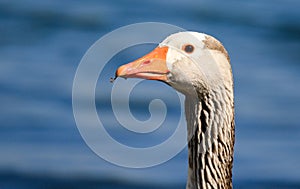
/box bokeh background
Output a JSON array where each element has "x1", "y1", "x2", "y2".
[{"x1": 1, "y1": 0, "x2": 300, "y2": 188}]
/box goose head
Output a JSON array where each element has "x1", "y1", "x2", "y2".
[
  {"x1": 116, "y1": 31, "x2": 235, "y2": 189},
  {"x1": 116, "y1": 31, "x2": 232, "y2": 98}
]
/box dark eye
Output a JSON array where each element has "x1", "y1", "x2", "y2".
[{"x1": 183, "y1": 44, "x2": 194, "y2": 53}]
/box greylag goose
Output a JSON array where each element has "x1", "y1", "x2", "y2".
[{"x1": 115, "y1": 31, "x2": 235, "y2": 189}]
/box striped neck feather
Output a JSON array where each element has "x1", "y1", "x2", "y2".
[{"x1": 185, "y1": 86, "x2": 235, "y2": 189}]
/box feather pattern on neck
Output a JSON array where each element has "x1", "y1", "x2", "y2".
[{"x1": 185, "y1": 85, "x2": 234, "y2": 189}]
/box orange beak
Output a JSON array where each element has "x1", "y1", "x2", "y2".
[{"x1": 116, "y1": 46, "x2": 169, "y2": 81}]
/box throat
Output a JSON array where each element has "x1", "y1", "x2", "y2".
[{"x1": 185, "y1": 89, "x2": 234, "y2": 189}]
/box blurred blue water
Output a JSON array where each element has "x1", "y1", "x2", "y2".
[{"x1": 1, "y1": 0, "x2": 300, "y2": 188}]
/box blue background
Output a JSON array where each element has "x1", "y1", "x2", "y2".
[{"x1": 1, "y1": 0, "x2": 300, "y2": 188}]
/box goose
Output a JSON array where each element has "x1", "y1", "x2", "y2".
[{"x1": 115, "y1": 31, "x2": 235, "y2": 189}]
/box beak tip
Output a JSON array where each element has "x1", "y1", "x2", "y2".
[
  {"x1": 115, "y1": 69, "x2": 119, "y2": 78},
  {"x1": 110, "y1": 66, "x2": 125, "y2": 83},
  {"x1": 116, "y1": 65, "x2": 126, "y2": 77}
]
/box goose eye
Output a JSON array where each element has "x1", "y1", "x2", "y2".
[{"x1": 183, "y1": 44, "x2": 194, "y2": 53}]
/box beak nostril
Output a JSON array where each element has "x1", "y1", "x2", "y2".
[{"x1": 143, "y1": 60, "x2": 151, "y2": 65}]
